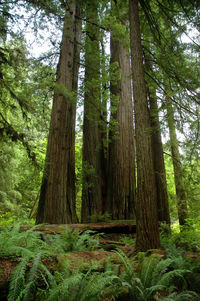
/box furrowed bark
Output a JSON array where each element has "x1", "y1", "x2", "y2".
[
  {"x1": 129, "y1": 0, "x2": 160, "y2": 251},
  {"x1": 36, "y1": 0, "x2": 81, "y2": 224}
]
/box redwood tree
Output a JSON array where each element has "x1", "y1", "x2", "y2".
[
  {"x1": 145, "y1": 54, "x2": 170, "y2": 226},
  {"x1": 107, "y1": 4, "x2": 136, "y2": 219},
  {"x1": 36, "y1": 0, "x2": 81, "y2": 224},
  {"x1": 129, "y1": 0, "x2": 160, "y2": 251},
  {"x1": 81, "y1": 1, "x2": 103, "y2": 222},
  {"x1": 165, "y1": 81, "x2": 188, "y2": 226},
  {"x1": 149, "y1": 87, "x2": 170, "y2": 225}
]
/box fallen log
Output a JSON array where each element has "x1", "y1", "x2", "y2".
[{"x1": 0, "y1": 222, "x2": 136, "y2": 235}]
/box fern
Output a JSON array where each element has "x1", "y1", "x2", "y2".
[
  {"x1": 115, "y1": 250, "x2": 145, "y2": 300},
  {"x1": 46, "y1": 273, "x2": 83, "y2": 301},
  {"x1": 115, "y1": 251, "x2": 198, "y2": 301},
  {"x1": 79, "y1": 271, "x2": 119, "y2": 301},
  {"x1": 55, "y1": 227, "x2": 101, "y2": 253},
  {"x1": 8, "y1": 252, "x2": 55, "y2": 300},
  {"x1": 0, "y1": 224, "x2": 52, "y2": 258},
  {"x1": 151, "y1": 257, "x2": 174, "y2": 285},
  {"x1": 0, "y1": 225, "x2": 56, "y2": 300},
  {"x1": 3, "y1": 225, "x2": 199, "y2": 300},
  {"x1": 23, "y1": 252, "x2": 42, "y2": 301},
  {"x1": 139, "y1": 254, "x2": 191, "y2": 299},
  {"x1": 115, "y1": 249, "x2": 137, "y2": 279},
  {"x1": 8, "y1": 257, "x2": 29, "y2": 301},
  {"x1": 158, "y1": 268, "x2": 189, "y2": 287},
  {"x1": 45, "y1": 262, "x2": 120, "y2": 301},
  {"x1": 139, "y1": 254, "x2": 161, "y2": 288},
  {"x1": 161, "y1": 290, "x2": 199, "y2": 301}
]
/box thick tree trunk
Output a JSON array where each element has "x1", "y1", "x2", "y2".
[
  {"x1": 165, "y1": 87, "x2": 188, "y2": 226},
  {"x1": 81, "y1": 3, "x2": 103, "y2": 223},
  {"x1": 144, "y1": 53, "x2": 170, "y2": 226},
  {"x1": 100, "y1": 41, "x2": 108, "y2": 214},
  {"x1": 36, "y1": 0, "x2": 81, "y2": 224},
  {"x1": 149, "y1": 89, "x2": 170, "y2": 225},
  {"x1": 129, "y1": 0, "x2": 160, "y2": 251},
  {"x1": 107, "y1": 28, "x2": 136, "y2": 220}
]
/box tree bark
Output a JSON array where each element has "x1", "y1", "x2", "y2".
[
  {"x1": 129, "y1": 0, "x2": 160, "y2": 251},
  {"x1": 0, "y1": 4, "x2": 9, "y2": 42},
  {"x1": 165, "y1": 84, "x2": 188, "y2": 226},
  {"x1": 36, "y1": 0, "x2": 81, "y2": 224},
  {"x1": 149, "y1": 88, "x2": 170, "y2": 225},
  {"x1": 81, "y1": 2, "x2": 103, "y2": 222},
  {"x1": 144, "y1": 54, "x2": 170, "y2": 226},
  {"x1": 100, "y1": 40, "x2": 108, "y2": 214},
  {"x1": 107, "y1": 21, "x2": 136, "y2": 220}
]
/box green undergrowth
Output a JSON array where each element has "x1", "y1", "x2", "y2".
[
  {"x1": 0, "y1": 211, "x2": 35, "y2": 226},
  {"x1": 160, "y1": 218, "x2": 200, "y2": 255},
  {"x1": 0, "y1": 224, "x2": 199, "y2": 300}
]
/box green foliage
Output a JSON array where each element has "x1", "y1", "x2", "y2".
[
  {"x1": 54, "y1": 227, "x2": 101, "y2": 252},
  {"x1": 89, "y1": 212, "x2": 111, "y2": 223},
  {"x1": 8, "y1": 256, "x2": 30, "y2": 301},
  {"x1": 0, "y1": 224, "x2": 52, "y2": 258},
  {"x1": 161, "y1": 217, "x2": 200, "y2": 251},
  {"x1": 1, "y1": 225, "x2": 199, "y2": 300},
  {"x1": 53, "y1": 83, "x2": 76, "y2": 103},
  {"x1": 164, "y1": 153, "x2": 178, "y2": 221},
  {"x1": 120, "y1": 235, "x2": 135, "y2": 246},
  {"x1": 161, "y1": 291, "x2": 199, "y2": 301},
  {"x1": 115, "y1": 250, "x2": 198, "y2": 301},
  {"x1": 0, "y1": 225, "x2": 54, "y2": 300},
  {"x1": 0, "y1": 211, "x2": 35, "y2": 226},
  {"x1": 75, "y1": 131, "x2": 83, "y2": 220},
  {"x1": 0, "y1": 38, "x2": 52, "y2": 221},
  {"x1": 8, "y1": 252, "x2": 54, "y2": 301},
  {"x1": 104, "y1": 15, "x2": 127, "y2": 41},
  {"x1": 44, "y1": 268, "x2": 119, "y2": 301},
  {"x1": 0, "y1": 225, "x2": 117, "y2": 300}
]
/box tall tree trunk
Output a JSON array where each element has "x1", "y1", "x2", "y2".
[
  {"x1": 81, "y1": 2, "x2": 103, "y2": 223},
  {"x1": 165, "y1": 84, "x2": 188, "y2": 226},
  {"x1": 129, "y1": 0, "x2": 160, "y2": 251},
  {"x1": 100, "y1": 40, "x2": 108, "y2": 214},
  {"x1": 149, "y1": 88, "x2": 170, "y2": 225},
  {"x1": 36, "y1": 0, "x2": 81, "y2": 224},
  {"x1": 107, "y1": 25, "x2": 136, "y2": 220},
  {"x1": 145, "y1": 54, "x2": 170, "y2": 225},
  {"x1": 0, "y1": 4, "x2": 9, "y2": 42}
]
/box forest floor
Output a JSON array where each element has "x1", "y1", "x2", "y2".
[{"x1": 1, "y1": 222, "x2": 200, "y2": 300}]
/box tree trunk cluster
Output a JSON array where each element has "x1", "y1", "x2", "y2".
[{"x1": 36, "y1": 0, "x2": 188, "y2": 251}]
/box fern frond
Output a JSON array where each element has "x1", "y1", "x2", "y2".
[
  {"x1": 40, "y1": 262, "x2": 55, "y2": 289},
  {"x1": 0, "y1": 224, "x2": 51, "y2": 258},
  {"x1": 8, "y1": 257, "x2": 29, "y2": 301},
  {"x1": 114, "y1": 250, "x2": 146, "y2": 300},
  {"x1": 145, "y1": 284, "x2": 167, "y2": 298},
  {"x1": 79, "y1": 271, "x2": 120, "y2": 301},
  {"x1": 47, "y1": 273, "x2": 83, "y2": 301},
  {"x1": 23, "y1": 252, "x2": 42, "y2": 301},
  {"x1": 121, "y1": 278, "x2": 145, "y2": 300},
  {"x1": 139, "y1": 254, "x2": 162, "y2": 287},
  {"x1": 115, "y1": 249, "x2": 137, "y2": 279},
  {"x1": 162, "y1": 290, "x2": 199, "y2": 301},
  {"x1": 158, "y1": 269, "x2": 190, "y2": 287},
  {"x1": 151, "y1": 258, "x2": 173, "y2": 285}
]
